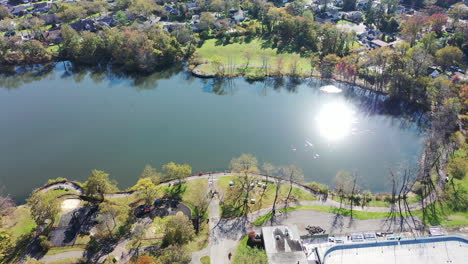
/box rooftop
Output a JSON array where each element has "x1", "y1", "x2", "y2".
[
  {"x1": 262, "y1": 225, "x2": 308, "y2": 264},
  {"x1": 322, "y1": 235, "x2": 468, "y2": 264}
]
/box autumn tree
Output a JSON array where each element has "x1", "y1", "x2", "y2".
[
  {"x1": 0, "y1": 229, "x2": 12, "y2": 261},
  {"x1": 128, "y1": 0, "x2": 157, "y2": 17},
  {"x1": 131, "y1": 178, "x2": 161, "y2": 205},
  {"x1": 401, "y1": 16, "x2": 428, "y2": 46},
  {"x1": 27, "y1": 191, "x2": 60, "y2": 230},
  {"x1": 199, "y1": 12, "x2": 216, "y2": 30},
  {"x1": 140, "y1": 164, "x2": 163, "y2": 183},
  {"x1": 135, "y1": 255, "x2": 157, "y2": 264},
  {"x1": 0, "y1": 6, "x2": 10, "y2": 20},
  {"x1": 155, "y1": 245, "x2": 191, "y2": 264},
  {"x1": 96, "y1": 202, "x2": 129, "y2": 239},
  {"x1": 184, "y1": 180, "x2": 211, "y2": 234},
  {"x1": 435, "y1": 46, "x2": 464, "y2": 71},
  {"x1": 162, "y1": 213, "x2": 195, "y2": 247},
  {"x1": 429, "y1": 13, "x2": 448, "y2": 36},
  {"x1": 227, "y1": 154, "x2": 260, "y2": 216},
  {"x1": 320, "y1": 54, "x2": 339, "y2": 78},
  {"x1": 162, "y1": 162, "x2": 192, "y2": 184},
  {"x1": 83, "y1": 170, "x2": 119, "y2": 202}
]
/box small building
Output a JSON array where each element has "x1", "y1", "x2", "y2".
[
  {"x1": 42, "y1": 30, "x2": 62, "y2": 45},
  {"x1": 262, "y1": 225, "x2": 308, "y2": 264},
  {"x1": 370, "y1": 39, "x2": 391, "y2": 49},
  {"x1": 70, "y1": 19, "x2": 96, "y2": 32}
]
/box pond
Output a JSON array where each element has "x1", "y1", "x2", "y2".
[{"x1": 0, "y1": 63, "x2": 426, "y2": 200}]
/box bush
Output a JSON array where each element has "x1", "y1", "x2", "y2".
[
  {"x1": 47, "y1": 177, "x2": 68, "y2": 184},
  {"x1": 38, "y1": 235, "x2": 51, "y2": 251},
  {"x1": 86, "y1": 236, "x2": 104, "y2": 253}
]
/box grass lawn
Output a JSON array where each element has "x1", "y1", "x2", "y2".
[
  {"x1": 218, "y1": 176, "x2": 317, "y2": 217},
  {"x1": 2, "y1": 206, "x2": 36, "y2": 240},
  {"x1": 200, "y1": 256, "x2": 210, "y2": 264},
  {"x1": 106, "y1": 194, "x2": 140, "y2": 206},
  {"x1": 195, "y1": 38, "x2": 312, "y2": 76},
  {"x1": 253, "y1": 205, "x2": 392, "y2": 226},
  {"x1": 337, "y1": 20, "x2": 352, "y2": 24},
  {"x1": 411, "y1": 175, "x2": 468, "y2": 228},
  {"x1": 233, "y1": 235, "x2": 268, "y2": 264}
]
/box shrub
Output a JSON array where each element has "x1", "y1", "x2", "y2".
[{"x1": 38, "y1": 235, "x2": 51, "y2": 251}]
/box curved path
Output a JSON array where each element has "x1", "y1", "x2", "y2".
[{"x1": 38, "y1": 172, "x2": 432, "y2": 213}]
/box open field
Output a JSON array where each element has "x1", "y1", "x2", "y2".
[{"x1": 195, "y1": 38, "x2": 313, "y2": 77}]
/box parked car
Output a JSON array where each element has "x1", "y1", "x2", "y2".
[
  {"x1": 364, "y1": 232, "x2": 377, "y2": 240},
  {"x1": 335, "y1": 237, "x2": 345, "y2": 244},
  {"x1": 351, "y1": 233, "x2": 364, "y2": 242}
]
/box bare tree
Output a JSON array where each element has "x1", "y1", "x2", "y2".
[
  {"x1": 279, "y1": 164, "x2": 304, "y2": 210},
  {"x1": 228, "y1": 154, "x2": 260, "y2": 216},
  {"x1": 0, "y1": 185, "x2": 14, "y2": 216}
]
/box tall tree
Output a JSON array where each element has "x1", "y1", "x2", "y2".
[
  {"x1": 83, "y1": 170, "x2": 119, "y2": 202},
  {"x1": 184, "y1": 180, "x2": 211, "y2": 234},
  {"x1": 163, "y1": 162, "x2": 192, "y2": 184},
  {"x1": 132, "y1": 178, "x2": 161, "y2": 205},
  {"x1": 279, "y1": 164, "x2": 304, "y2": 210},
  {"x1": 401, "y1": 16, "x2": 428, "y2": 46},
  {"x1": 429, "y1": 13, "x2": 448, "y2": 36},
  {"x1": 140, "y1": 164, "x2": 163, "y2": 184},
  {"x1": 229, "y1": 154, "x2": 260, "y2": 215},
  {"x1": 27, "y1": 191, "x2": 60, "y2": 230},
  {"x1": 96, "y1": 202, "x2": 129, "y2": 239},
  {"x1": 435, "y1": 46, "x2": 463, "y2": 71},
  {"x1": 162, "y1": 214, "x2": 195, "y2": 247}
]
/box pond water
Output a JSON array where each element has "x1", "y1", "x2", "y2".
[{"x1": 0, "y1": 63, "x2": 426, "y2": 200}]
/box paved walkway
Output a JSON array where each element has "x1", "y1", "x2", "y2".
[
  {"x1": 41, "y1": 250, "x2": 84, "y2": 263},
  {"x1": 40, "y1": 172, "x2": 433, "y2": 213}
]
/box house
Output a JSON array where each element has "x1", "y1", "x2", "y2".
[
  {"x1": 370, "y1": 39, "x2": 391, "y2": 49},
  {"x1": 230, "y1": 9, "x2": 245, "y2": 22},
  {"x1": 42, "y1": 30, "x2": 62, "y2": 45},
  {"x1": 186, "y1": 2, "x2": 198, "y2": 11},
  {"x1": 70, "y1": 19, "x2": 96, "y2": 32},
  {"x1": 343, "y1": 11, "x2": 363, "y2": 22},
  {"x1": 97, "y1": 16, "x2": 117, "y2": 28},
  {"x1": 39, "y1": 14, "x2": 60, "y2": 25},
  {"x1": 164, "y1": 5, "x2": 180, "y2": 16},
  {"x1": 215, "y1": 18, "x2": 234, "y2": 30},
  {"x1": 9, "y1": 5, "x2": 28, "y2": 16},
  {"x1": 33, "y1": 2, "x2": 51, "y2": 14},
  {"x1": 191, "y1": 14, "x2": 200, "y2": 24}
]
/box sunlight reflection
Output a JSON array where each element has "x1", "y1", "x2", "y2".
[{"x1": 316, "y1": 101, "x2": 357, "y2": 141}]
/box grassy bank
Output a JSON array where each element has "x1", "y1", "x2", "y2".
[
  {"x1": 1, "y1": 206, "x2": 36, "y2": 240},
  {"x1": 218, "y1": 176, "x2": 317, "y2": 217},
  {"x1": 194, "y1": 38, "x2": 312, "y2": 77}
]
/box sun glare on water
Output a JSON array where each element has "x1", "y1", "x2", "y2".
[{"x1": 316, "y1": 102, "x2": 357, "y2": 141}]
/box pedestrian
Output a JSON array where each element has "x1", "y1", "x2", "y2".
[{"x1": 228, "y1": 252, "x2": 232, "y2": 260}]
